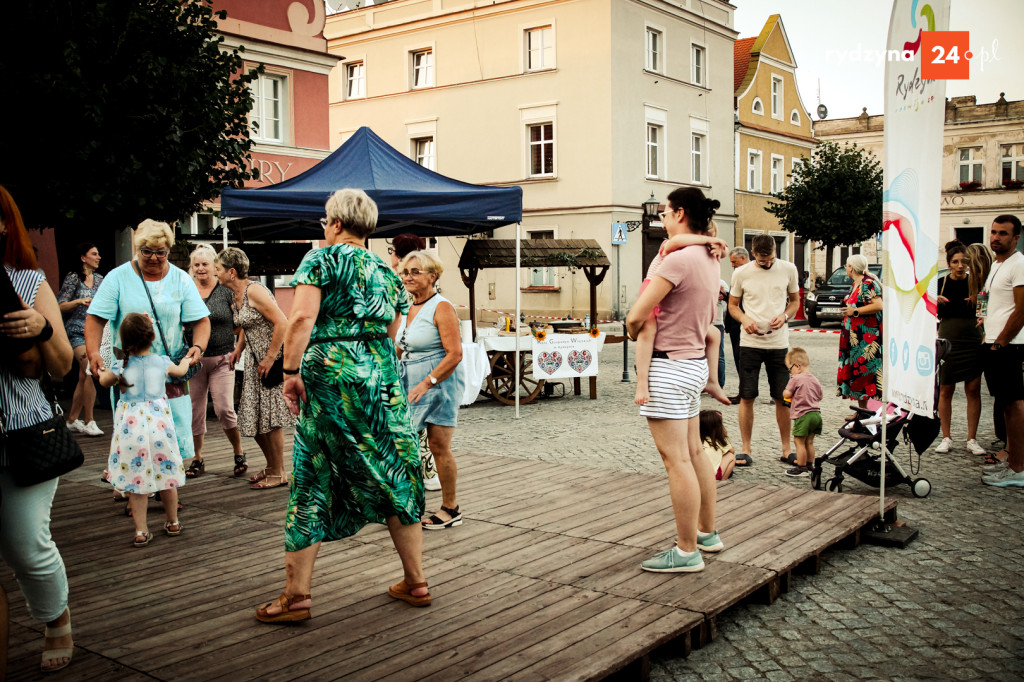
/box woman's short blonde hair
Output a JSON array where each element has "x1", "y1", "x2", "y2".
[
  {"x1": 217, "y1": 246, "x2": 250, "y2": 279},
  {"x1": 846, "y1": 254, "x2": 869, "y2": 275},
  {"x1": 135, "y1": 219, "x2": 174, "y2": 251},
  {"x1": 399, "y1": 250, "x2": 443, "y2": 279},
  {"x1": 189, "y1": 244, "x2": 218, "y2": 277},
  {"x1": 325, "y1": 188, "x2": 378, "y2": 240}
]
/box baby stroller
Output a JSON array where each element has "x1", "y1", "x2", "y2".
[{"x1": 810, "y1": 339, "x2": 948, "y2": 498}]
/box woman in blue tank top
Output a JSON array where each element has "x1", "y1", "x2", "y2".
[{"x1": 397, "y1": 250, "x2": 465, "y2": 530}]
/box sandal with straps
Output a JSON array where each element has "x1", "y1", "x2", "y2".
[
  {"x1": 388, "y1": 580, "x2": 431, "y2": 607},
  {"x1": 251, "y1": 473, "x2": 288, "y2": 490},
  {"x1": 256, "y1": 593, "x2": 312, "y2": 623},
  {"x1": 185, "y1": 458, "x2": 205, "y2": 479},
  {"x1": 233, "y1": 453, "x2": 248, "y2": 477},
  {"x1": 422, "y1": 505, "x2": 462, "y2": 530},
  {"x1": 40, "y1": 607, "x2": 73, "y2": 673}
]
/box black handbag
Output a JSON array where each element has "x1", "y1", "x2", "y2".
[
  {"x1": 260, "y1": 356, "x2": 284, "y2": 389},
  {"x1": 134, "y1": 261, "x2": 200, "y2": 384},
  {"x1": 1, "y1": 401, "x2": 85, "y2": 487}
]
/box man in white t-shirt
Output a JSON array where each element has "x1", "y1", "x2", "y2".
[
  {"x1": 981, "y1": 214, "x2": 1024, "y2": 487},
  {"x1": 728, "y1": 234, "x2": 800, "y2": 465}
]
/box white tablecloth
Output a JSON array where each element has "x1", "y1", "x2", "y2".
[
  {"x1": 457, "y1": 342, "x2": 490, "y2": 405},
  {"x1": 476, "y1": 331, "x2": 607, "y2": 352}
]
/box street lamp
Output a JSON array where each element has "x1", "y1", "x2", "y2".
[{"x1": 624, "y1": 192, "x2": 661, "y2": 232}]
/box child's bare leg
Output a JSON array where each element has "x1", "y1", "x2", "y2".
[
  {"x1": 129, "y1": 493, "x2": 148, "y2": 536},
  {"x1": 703, "y1": 326, "x2": 730, "y2": 405},
  {"x1": 805, "y1": 434, "x2": 816, "y2": 466},
  {"x1": 793, "y1": 436, "x2": 808, "y2": 467},
  {"x1": 719, "y1": 453, "x2": 736, "y2": 480},
  {"x1": 634, "y1": 314, "x2": 657, "y2": 405}
]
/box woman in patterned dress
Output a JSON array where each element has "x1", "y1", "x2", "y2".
[
  {"x1": 837, "y1": 254, "x2": 883, "y2": 408},
  {"x1": 255, "y1": 188, "x2": 428, "y2": 623},
  {"x1": 56, "y1": 242, "x2": 104, "y2": 436},
  {"x1": 216, "y1": 247, "x2": 293, "y2": 490}
]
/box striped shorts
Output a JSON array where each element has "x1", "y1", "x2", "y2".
[{"x1": 640, "y1": 357, "x2": 708, "y2": 420}]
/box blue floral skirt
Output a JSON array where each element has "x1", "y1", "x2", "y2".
[{"x1": 106, "y1": 398, "x2": 186, "y2": 494}]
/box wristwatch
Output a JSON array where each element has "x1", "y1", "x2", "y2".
[
  {"x1": 853, "y1": 308, "x2": 859, "y2": 316},
  {"x1": 427, "y1": 374, "x2": 438, "y2": 385}
]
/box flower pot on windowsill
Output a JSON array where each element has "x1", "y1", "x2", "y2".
[
  {"x1": 1003, "y1": 180, "x2": 1024, "y2": 190},
  {"x1": 958, "y1": 181, "x2": 982, "y2": 192}
]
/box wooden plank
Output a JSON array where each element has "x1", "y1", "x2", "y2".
[{"x1": 0, "y1": 415, "x2": 901, "y2": 682}]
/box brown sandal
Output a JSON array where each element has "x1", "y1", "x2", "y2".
[
  {"x1": 251, "y1": 473, "x2": 288, "y2": 490},
  {"x1": 255, "y1": 593, "x2": 311, "y2": 623},
  {"x1": 388, "y1": 580, "x2": 431, "y2": 607}
]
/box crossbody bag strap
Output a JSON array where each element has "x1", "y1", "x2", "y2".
[{"x1": 133, "y1": 260, "x2": 171, "y2": 355}]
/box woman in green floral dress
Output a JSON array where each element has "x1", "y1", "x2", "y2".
[{"x1": 255, "y1": 189, "x2": 430, "y2": 623}]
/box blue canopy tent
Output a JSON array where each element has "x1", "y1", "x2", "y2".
[
  {"x1": 221, "y1": 126, "x2": 534, "y2": 415},
  {"x1": 219, "y1": 126, "x2": 522, "y2": 240}
]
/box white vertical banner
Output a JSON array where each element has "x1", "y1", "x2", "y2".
[{"x1": 882, "y1": 0, "x2": 949, "y2": 417}]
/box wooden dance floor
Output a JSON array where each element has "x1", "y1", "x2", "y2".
[{"x1": 1, "y1": 424, "x2": 896, "y2": 681}]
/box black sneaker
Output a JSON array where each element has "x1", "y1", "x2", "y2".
[{"x1": 785, "y1": 465, "x2": 810, "y2": 477}]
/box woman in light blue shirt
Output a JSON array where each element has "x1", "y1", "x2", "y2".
[{"x1": 397, "y1": 250, "x2": 464, "y2": 530}]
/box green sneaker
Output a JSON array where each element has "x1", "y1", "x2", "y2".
[
  {"x1": 640, "y1": 547, "x2": 705, "y2": 573},
  {"x1": 697, "y1": 531, "x2": 724, "y2": 552}
]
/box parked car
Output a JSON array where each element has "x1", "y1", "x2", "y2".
[{"x1": 804, "y1": 264, "x2": 883, "y2": 327}]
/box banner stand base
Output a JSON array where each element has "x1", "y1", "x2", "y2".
[{"x1": 863, "y1": 520, "x2": 919, "y2": 548}]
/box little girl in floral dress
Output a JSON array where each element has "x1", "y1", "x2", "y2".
[{"x1": 100, "y1": 313, "x2": 192, "y2": 547}]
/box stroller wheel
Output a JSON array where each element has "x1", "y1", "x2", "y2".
[
  {"x1": 911, "y1": 478, "x2": 931, "y2": 498},
  {"x1": 810, "y1": 469, "x2": 822, "y2": 490},
  {"x1": 825, "y1": 478, "x2": 842, "y2": 493}
]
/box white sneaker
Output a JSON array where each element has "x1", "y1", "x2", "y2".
[
  {"x1": 966, "y1": 439, "x2": 986, "y2": 456},
  {"x1": 424, "y1": 474, "x2": 442, "y2": 491},
  {"x1": 83, "y1": 420, "x2": 104, "y2": 437},
  {"x1": 982, "y1": 465, "x2": 1024, "y2": 487},
  {"x1": 935, "y1": 437, "x2": 952, "y2": 454},
  {"x1": 67, "y1": 419, "x2": 86, "y2": 434}
]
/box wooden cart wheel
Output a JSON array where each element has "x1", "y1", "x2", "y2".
[{"x1": 486, "y1": 350, "x2": 545, "y2": 405}]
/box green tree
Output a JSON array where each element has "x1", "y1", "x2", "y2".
[
  {"x1": 1, "y1": 0, "x2": 260, "y2": 233},
  {"x1": 764, "y1": 140, "x2": 883, "y2": 272}
]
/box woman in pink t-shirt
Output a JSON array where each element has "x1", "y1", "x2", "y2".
[{"x1": 625, "y1": 187, "x2": 726, "y2": 574}]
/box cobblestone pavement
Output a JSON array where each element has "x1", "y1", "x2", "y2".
[{"x1": 455, "y1": 325, "x2": 1024, "y2": 680}]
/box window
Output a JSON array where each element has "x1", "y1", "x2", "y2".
[
  {"x1": 249, "y1": 73, "x2": 285, "y2": 143},
  {"x1": 752, "y1": 97, "x2": 764, "y2": 116},
  {"x1": 958, "y1": 147, "x2": 983, "y2": 184},
  {"x1": 691, "y1": 134, "x2": 705, "y2": 184},
  {"x1": 528, "y1": 123, "x2": 554, "y2": 177},
  {"x1": 771, "y1": 76, "x2": 783, "y2": 119},
  {"x1": 528, "y1": 230, "x2": 556, "y2": 286},
  {"x1": 413, "y1": 137, "x2": 435, "y2": 170},
  {"x1": 771, "y1": 155, "x2": 784, "y2": 193},
  {"x1": 747, "y1": 150, "x2": 762, "y2": 192},
  {"x1": 345, "y1": 62, "x2": 365, "y2": 99},
  {"x1": 646, "y1": 28, "x2": 662, "y2": 72},
  {"x1": 525, "y1": 26, "x2": 554, "y2": 71},
  {"x1": 790, "y1": 109, "x2": 800, "y2": 125},
  {"x1": 691, "y1": 44, "x2": 705, "y2": 85},
  {"x1": 1002, "y1": 144, "x2": 1024, "y2": 183},
  {"x1": 646, "y1": 124, "x2": 662, "y2": 178},
  {"x1": 411, "y1": 49, "x2": 434, "y2": 88}
]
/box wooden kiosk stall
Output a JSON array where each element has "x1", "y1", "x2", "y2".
[{"x1": 459, "y1": 239, "x2": 615, "y2": 404}]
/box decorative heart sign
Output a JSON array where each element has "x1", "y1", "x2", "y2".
[
  {"x1": 536, "y1": 351, "x2": 562, "y2": 375},
  {"x1": 568, "y1": 349, "x2": 592, "y2": 373}
]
